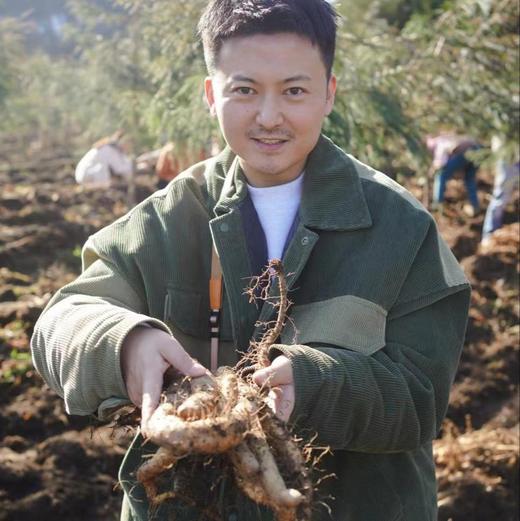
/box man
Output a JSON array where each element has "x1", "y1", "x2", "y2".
[
  {"x1": 31, "y1": 1, "x2": 470, "y2": 520},
  {"x1": 481, "y1": 136, "x2": 519, "y2": 247},
  {"x1": 481, "y1": 160, "x2": 519, "y2": 245},
  {"x1": 426, "y1": 132, "x2": 481, "y2": 216}
]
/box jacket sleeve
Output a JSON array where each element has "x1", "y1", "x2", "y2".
[
  {"x1": 30, "y1": 253, "x2": 170, "y2": 417},
  {"x1": 271, "y1": 225, "x2": 471, "y2": 453},
  {"x1": 271, "y1": 287, "x2": 469, "y2": 453}
]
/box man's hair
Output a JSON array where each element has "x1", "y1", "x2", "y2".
[{"x1": 198, "y1": 0, "x2": 338, "y2": 79}]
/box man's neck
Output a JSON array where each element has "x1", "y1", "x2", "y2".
[{"x1": 239, "y1": 158, "x2": 307, "y2": 188}]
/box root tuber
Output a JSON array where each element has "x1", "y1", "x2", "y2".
[{"x1": 135, "y1": 260, "x2": 316, "y2": 520}]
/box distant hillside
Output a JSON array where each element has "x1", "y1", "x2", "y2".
[
  {"x1": 0, "y1": 0, "x2": 115, "y2": 55},
  {"x1": 0, "y1": 0, "x2": 68, "y2": 54}
]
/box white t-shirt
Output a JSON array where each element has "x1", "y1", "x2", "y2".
[
  {"x1": 75, "y1": 144, "x2": 133, "y2": 187},
  {"x1": 247, "y1": 173, "x2": 304, "y2": 261}
]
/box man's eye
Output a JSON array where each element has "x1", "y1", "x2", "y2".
[
  {"x1": 286, "y1": 87, "x2": 304, "y2": 96},
  {"x1": 234, "y1": 87, "x2": 254, "y2": 95}
]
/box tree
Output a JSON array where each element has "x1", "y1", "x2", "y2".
[
  {"x1": 330, "y1": 0, "x2": 519, "y2": 173},
  {"x1": 64, "y1": 0, "x2": 215, "y2": 153},
  {"x1": 403, "y1": 0, "x2": 519, "y2": 162},
  {"x1": 1, "y1": 0, "x2": 518, "y2": 170},
  {"x1": 0, "y1": 17, "x2": 25, "y2": 109}
]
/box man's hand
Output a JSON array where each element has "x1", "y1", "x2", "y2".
[
  {"x1": 121, "y1": 326, "x2": 208, "y2": 432},
  {"x1": 252, "y1": 355, "x2": 295, "y2": 422}
]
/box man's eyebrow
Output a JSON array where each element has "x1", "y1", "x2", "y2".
[
  {"x1": 230, "y1": 74, "x2": 256, "y2": 83},
  {"x1": 283, "y1": 75, "x2": 312, "y2": 82},
  {"x1": 229, "y1": 74, "x2": 312, "y2": 83}
]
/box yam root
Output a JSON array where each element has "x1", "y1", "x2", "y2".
[
  {"x1": 136, "y1": 260, "x2": 316, "y2": 520},
  {"x1": 145, "y1": 394, "x2": 249, "y2": 454},
  {"x1": 136, "y1": 446, "x2": 179, "y2": 504},
  {"x1": 230, "y1": 439, "x2": 260, "y2": 477},
  {"x1": 248, "y1": 433, "x2": 304, "y2": 508},
  {"x1": 176, "y1": 374, "x2": 220, "y2": 420}
]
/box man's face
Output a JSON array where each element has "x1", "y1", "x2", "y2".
[{"x1": 205, "y1": 33, "x2": 336, "y2": 187}]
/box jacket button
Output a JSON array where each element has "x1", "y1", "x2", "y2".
[
  {"x1": 301, "y1": 236, "x2": 309, "y2": 245},
  {"x1": 227, "y1": 511, "x2": 238, "y2": 521},
  {"x1": 220, "y1": 223, "x2": 230, "y2": 232}
]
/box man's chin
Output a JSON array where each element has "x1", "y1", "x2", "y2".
[{"x1": 238, "y1": 158, "x2": 283, "y2": 177}]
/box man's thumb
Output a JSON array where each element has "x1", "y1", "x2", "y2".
[
  {"x1": 252, "y1": 355, "x2": 292, "y2": 387},
  {"x1": 253, "y1": 365, "x2": 281, "y2": 387}
]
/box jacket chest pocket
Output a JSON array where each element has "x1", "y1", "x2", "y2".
[
  {"x1": 281, "y1": 294, "x2": 387, "y2": 355},
  {"x1": 164, "y1": 285, "x2": 208, "y2": 338},
  {"x1": 165, "y1": 285, "x2": 233, "y2": 341}
]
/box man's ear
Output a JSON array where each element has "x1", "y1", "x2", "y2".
[
  {"x1": 325, "y1": 73, "x2": 337, "y2": 116},
  {"x1": 204, "y1": 77, "x2": 217, "y2": 117}
]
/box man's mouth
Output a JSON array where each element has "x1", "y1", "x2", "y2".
[{"x1": 252, "y1": 137, "x2": 289, "y2": 145}]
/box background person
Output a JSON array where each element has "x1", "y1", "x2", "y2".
[
  {"x1": 155, "y1": 142, "x2": 179, "y2": 189},
  {"x1": 426, "y1": 132, "x2": 482, "y2": 216},
  {"x1": 481, "y1": 136, "x2": 520, "y2": 246},
  {"x1": 74, "y1": 130, "x2": 133, "y2": 188},
  {"x1": 155, "y1": 142, "x2": 217, "y2": 189}
]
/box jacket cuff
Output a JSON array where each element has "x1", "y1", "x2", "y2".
[{"x1": 67, "y1": 315, "x2": 170, "y2": 416}]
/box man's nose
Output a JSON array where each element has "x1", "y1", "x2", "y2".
[{"x1": 255, "y1": 94, "x2": 284, "y2": 129}]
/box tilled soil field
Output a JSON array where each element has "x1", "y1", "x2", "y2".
[{"x1": 0, "y1": 144, "x2": 518, "y2": 521}]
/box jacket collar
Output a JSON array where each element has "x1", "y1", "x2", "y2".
[{"x1": 210, "y1": 134, "x2": 372, "y2": 231}]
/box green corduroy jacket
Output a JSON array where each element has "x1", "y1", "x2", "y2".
[{"x1": 31, "y1": 135, "x2": 470, "y2": 521}]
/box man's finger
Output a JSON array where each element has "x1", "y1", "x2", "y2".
[
  {"x1": 160, "y1": 339, "x2": 208, "y2": 377},
  {"x1": 252, "y1": 355, "x2": 292, "y2": 387},
  {"x1": 140, "y1": 376, "x2": 162, "y2": 432}
]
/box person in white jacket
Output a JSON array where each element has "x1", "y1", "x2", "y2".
[{"x1": 75, "y1": 130, "x2": 133, "y2": 188}]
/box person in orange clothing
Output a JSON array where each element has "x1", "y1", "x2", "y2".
[
  {"x1": 155, "y1": 142, "x2": 212, "y2": 189},
  {"x1": 155, "y1": 142, "x2": 179, "y2": 189}
]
